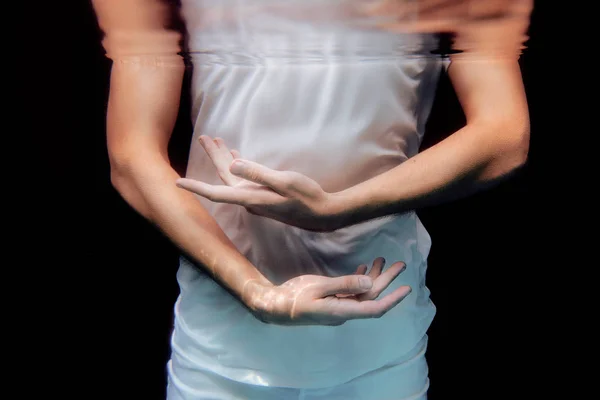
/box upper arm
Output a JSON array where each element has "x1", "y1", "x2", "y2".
[
  {"x1": 446, "y1": 0, "x2": 532, "y2": 140},
  {"x1": 92, "y1": 0, "x2": 185, "y2": 165},
  {"x1": 447, "y1": 58, "x2": 529, "y2": 139}
]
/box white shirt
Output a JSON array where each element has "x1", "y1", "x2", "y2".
[{"x1": 171, "y1": 0, "x2": 442, "y2": 389}]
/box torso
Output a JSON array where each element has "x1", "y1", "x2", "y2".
[{"x1": 171, "y1": 0, "x2": 442, "y2": 389}]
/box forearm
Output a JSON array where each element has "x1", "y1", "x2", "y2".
[
  {"x1": 110, "y1": 150, "x2": 272, "y2": 306},
  {"x1": 331, "y1": 120, "x2": 529, "y2": 227}
]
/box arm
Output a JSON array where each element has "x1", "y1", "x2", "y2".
[
  {"x1": 331, "y1": 57, "x2": 530, "y2": 227},
  {"x1": 92, "y1": 0, "x2": 410, "y2": 324},
  {"x1": 330, "y1": 2, "x2": 532, "y2": 227},
  {"x1": 175, "y1": 3, "x2": 531, "y2": 231},
  {"x1": 92, "y1": 0, "x2": 271, "y2": 305}
]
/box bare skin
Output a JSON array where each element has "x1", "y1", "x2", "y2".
[
  {"x1": 94, "y1": 0, "x2": 531, "y2": 325},
  {"x1": 92, "y1": 0, "x2": 412, "y2": 326},
  {"x1": 248, "y1": 258, "x2": 410, "y2": 326},
  {"x1": 361, "y1": 0, "x2": 531, "y2": 34},
  {"x1": 176, "y1": 0, "x2": 532, "y2": 232}
]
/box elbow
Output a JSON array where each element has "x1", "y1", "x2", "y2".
[
  {"x1": 107, "y1": 148, "x2": 168, "y2": 221},
  {"x1": 109, "y1": 152, "x2": 135, "y2": 193},
  {"x1": 108, "y1": 152, "x2": 153, "y2": 219},
  {"x1": 110, "y1": 168, "x2": 129, "y2": 197},
  {"x1": 481, "y1": 118, "x2": 530, "y2": 180},
  {"x1": 107, "y1": 143, "x2": 153, "y2": 192},
  {"x1": 505, "y1": 119, "x2": 530, "y2": 171}
]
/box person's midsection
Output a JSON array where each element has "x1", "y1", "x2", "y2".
[{"x1": 187, "y1": 59, "x2": 434, "y2": 193}]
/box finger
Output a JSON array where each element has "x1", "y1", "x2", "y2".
[
  {"x1": 231, "y1": 149, "x2": 241, "y2": 159},
  {"x1": 358, "y1": 262, "x2": 407, "y2": 301},
  {"x1": 230, "y1": 160, "x2": 296, "y2": 196},
  {"x1": 175, "y1": 178, "x2": 282, "y2": 206},
  {"x1": 330, "y1": 285, "x2": 412, "y2": 320},
  {"x1": 355, "y1": 264, "x2": 368, "y2": 275},
  {"x1": 199, "y1": 135, "x2": 238, "y2": 186},
  {"x1": 316, "y1": 275, "x2": 373, "y2": 297},
  {"x1": 367, "y1": 257, "x2": 385, "y2": 280},
  {"x1": 213, "y1": 137, "x2": 225, "y2": 148},
  {"x1": 335, "y1": 265, "x2": 368, "y2": 298},
  {"x1": 175, "y1": 178, "x2": 248, "y2": 205}
]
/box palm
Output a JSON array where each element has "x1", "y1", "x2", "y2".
[{"x1": 255, "y1": 258, "x2": 412, "y2": 326}]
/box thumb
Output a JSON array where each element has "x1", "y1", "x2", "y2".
[{"x1": 317, "y1": 275, "x2": 373, "y2": 297}]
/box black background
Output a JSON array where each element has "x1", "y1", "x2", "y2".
[{"x1": 29, "y1": 1, "x2": 548, "y2": 399}]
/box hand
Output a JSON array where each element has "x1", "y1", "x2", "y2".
[
  {"x1": 245, "y1": 257, "x2": 411, "y2": 326},
  {"x1": 176, "y1": 135, "x2": 343, "y2": 232},
  {"x1": 359, "y1": 0, "x2": 526, "y2": 33}
]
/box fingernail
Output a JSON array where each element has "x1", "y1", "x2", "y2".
[
  {"x1": 400, "y1": 263, "x2": 407, "y2": 272},
  {"x1": 230, "y1": 160, "x2": 245, "y2": 174},
  {"x1": 359, "y1": 276, "x2": 373, "y2": 290}
]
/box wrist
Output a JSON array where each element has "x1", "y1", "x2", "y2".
[
  {"x1": 242, "y1": 278, "x2": 275, "y2": 313},
  {"x1": 327, "y1": 185, "x2": 395, "y2": 230},
  {"x1": 324, "y1": 189, "x2": 362, "y2": 230}
]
